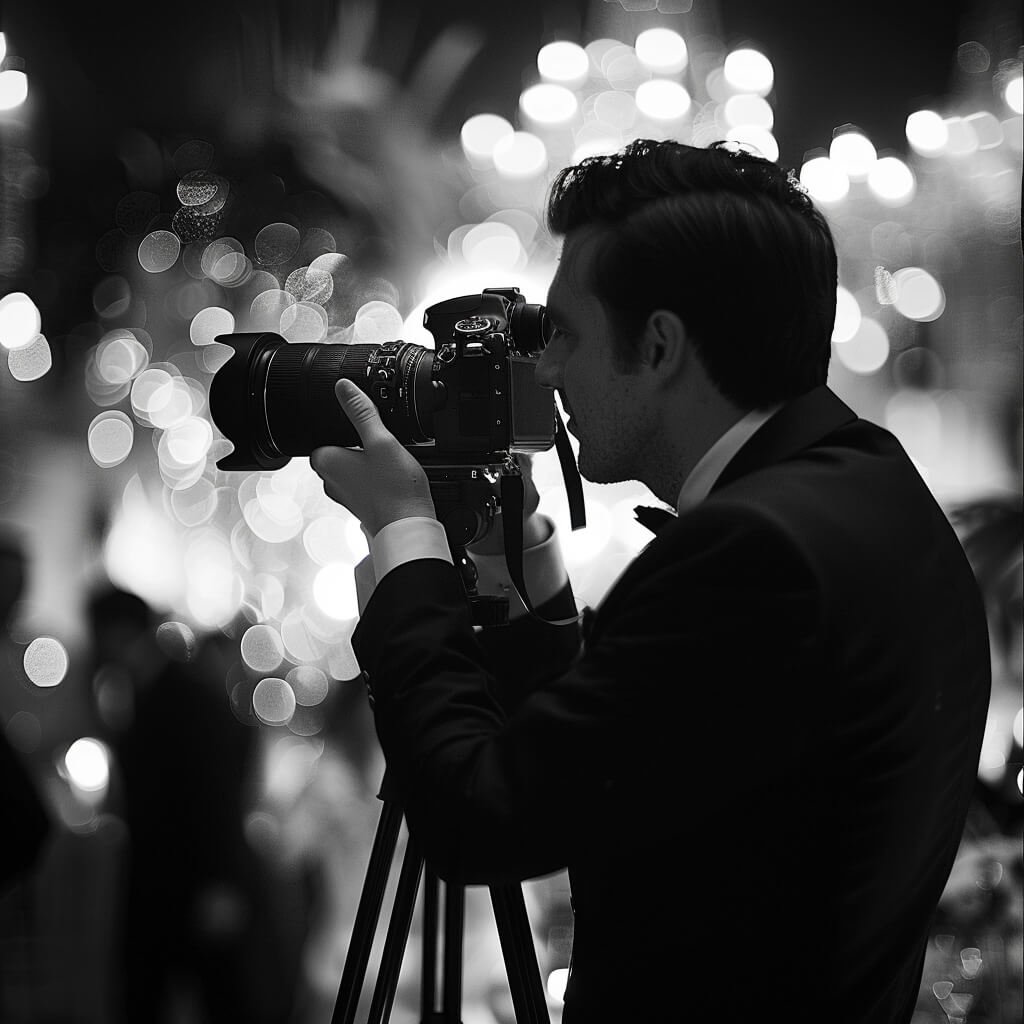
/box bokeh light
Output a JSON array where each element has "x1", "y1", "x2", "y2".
[
  {"x1": 8, "y1": 334, "x2": 52, "y2": 381},
  {"x1": 635, "y1": 80, "x2": 691, "y2": 121},
  {"x1": 190, "y1": 306, "x2": 235, "y2": 346},
  {"x1": 722, "y1": 49, "x2": 773, "y2": 96},
  {"x1": 634, "y1": 29, "x2": 688, "y2": 75},
  {"x1": 64, "y1": 738, "x2": 111, "y2": 793},
  {"x1": 253, "y1": 677, "x2": 296, "y2": 726},
  {"x1": 832, "y1": 287, "x2": 862, "y2": 344},
  {"x1": 892, "y1": 267, "x2": 946, "y2": 322},
  {"x1": 24, "y1": 637, "x2": 69, "y2": 688},
  {"x1": 0, "y1": 70, "x2": 28, "y2": 111},
  {"x1": 537, "y1": 41, "x2": 589, "y2": 85},
  {"x1": 829, "y1": 130, "x2": 876, "y2": 180},
  {"x1": 313, "y1": 563, "x2": 359, "y2": 620},
  {"x1": 1005, "y1": 74, "x2": 1023, "y2": 115},
  {"x1": 460, "y1": 114, "x2": 514, "y2": 165},
  {"x1": 799, "y1": 156, "x2": 849, "y2": 204},
  {"x1": 287, "y1": 665, "x2": 329, "y2": 707},
  {"x1": 833, "y1": 317, "x2": 889, "y2": 374},
  {"x1": 88, "y1": 411, "x2": 135, "y2": 468},
  {"x1": 905, "y1": 110, "x2": 949, "y2": 155},
  {"x1": 0, "y1": 291, "x2": 41, "y2": 350},
  {"x1": 492, "y1": 132, "x2": 547, "y2": 179},
  {"x1": 138, "y1": 230, "x2": 181, "y2": 273},
  {"x1": 519, "y1": 84, "x2": 578, "y2": 125},
  {"x1": 867, "y1": 157, "x2": 915, "y2": 205},
  {"x1": 724, "y1": 126, "x2": 778, "y2": 162},
  {"x1": 723, "y1": 94, "x2": 774, "y2": 131}
]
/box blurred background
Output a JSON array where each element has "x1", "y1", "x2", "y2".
[{"x1": 0, "y1": 0, "x2": 1020, "y2": 1021}]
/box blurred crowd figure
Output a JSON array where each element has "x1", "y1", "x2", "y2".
[{"x1": 85, "y1": 584, "x2": 300, "y2": 1023}]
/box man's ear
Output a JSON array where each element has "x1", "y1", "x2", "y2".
[{"x1": 639, "y1": 309, "x2": 688, "y2": 380}]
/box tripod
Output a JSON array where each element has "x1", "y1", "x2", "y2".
[{"x1": 330, "y1": 531, "x2": 552, "y2": 1024}]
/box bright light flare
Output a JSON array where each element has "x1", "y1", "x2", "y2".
[
  {"x1": 799, "y1": 157, "x2": 849, "y2": 204},
  {"x1": 462, "y1": 222, "x2": 523, "y2": 271},
  {"x1": 723, "y1": 49, "x2": 773, "y2": 96},
  {"x1": 519, "y1": 83, "x2": 578, "y2": 125},
  {"x1": 547, "y1": 968, "x2": 569, "y2": 1001},
  {"x1": 829, "y1": 131, "x2": 876, "y2": 181},
  {"x1": 723, "y1": 94, "x2": 774, "y2": 130},
  {"x1": 634, "y1": 29, "x2": 688, "y2": 75},
  {"x1": 353, "y1": 301, "x2": 403, "y2": 344},
  {"x1": 834, "y1": 317, "x2": 889, "y2": 374},
  {"x1": 0, "y1": 70, "x2": 28, "y2": 111},
  {"x1": 832, "y1": 287, "x2": 862, "y2": 344},
  {"x1": 867, "y1": 157, "x2": 915, "y2": 205},
  {"x1": 64, "y1": 738, "x2": 111, "y2": 793},
  {"x1": 905, "y1": 110, "x2": 948, "y2": 155},
  {"x1": 537, "y1": 41, "x2": 589, "y2": 85},
  {"x1": 724, "y1": 126, "x2": 778, "y2": 162},
  {"x1": 313, "y1": 563, "x2": 359, "y2": 620},
  {"x1": 461, "y1": 114, "x2": 514, "y2": 164},
  {"x1": 493, "y1": 132, "x2": 547, "y2": 179},
  {"x1": 1005, "y1": 75, "x2": 1023, "y2": 115},
  {"x1": 892, "y1": 267, "x2": 945, "y2": 322},
  {"x1": 635, "y1": 80, "x2": 691, "y2": 121},
  {"x1": 0, "y1": 291, "x2": 41, "y2": 350}
]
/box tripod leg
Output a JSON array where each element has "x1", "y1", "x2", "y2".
[
  {"x1": 421, "y1": 869, "x2": 439, "y2": 1019},
  {"x1": 366, "y1": 832, "x2": 425, "y2": 1024},
  {"x1": 442, "y1": 882, "x2": 465, "y2": 1022},
  {"x1": 490, "y1": 885, "x2": 550, "y2": 1024},
  {"x1": 332, "y1": 800, "x2": 405, "y2": 1024}
]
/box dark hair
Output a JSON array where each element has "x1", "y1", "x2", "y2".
[{"x1": 545, "y1": 139, "x2": 838, "y2": 408}]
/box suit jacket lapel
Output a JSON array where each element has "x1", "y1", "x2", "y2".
[
  {"x1": 711, "y1": 386, "x2": 858, "y2": 494},
  {"x1": 581, "y1": 387, "x2": 858, "y2": 650}
]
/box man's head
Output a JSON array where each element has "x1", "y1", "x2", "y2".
[{"x1": 535, "y1": 139, "x2": 838, "y2": 494}]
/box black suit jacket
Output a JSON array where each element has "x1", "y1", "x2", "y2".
[{"x1": 352, "y1": 386, "x2": 991, "y2": 1023}]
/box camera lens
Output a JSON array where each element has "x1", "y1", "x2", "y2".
[{"x1": 209, "y1": 333, "x2": 436, "y2": 470}]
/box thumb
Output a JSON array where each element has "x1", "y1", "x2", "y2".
[{"x1": 335, "y1": 379, "x2": 388, "y2": 447}]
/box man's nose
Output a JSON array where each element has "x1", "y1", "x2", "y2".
[{"x1": 534, "y1": 346, "x2": 560, "y2": 391}]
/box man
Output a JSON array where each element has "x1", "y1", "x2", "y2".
[{"x1": 310, "y1": 140, "x2": 991, "y2": 1022}]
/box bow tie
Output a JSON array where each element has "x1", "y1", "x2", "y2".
[{"x1": 633, "y1": 504, "x2": 678, "y2": 535}]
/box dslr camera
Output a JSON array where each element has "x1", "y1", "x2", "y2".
[{"x1": 210, "y1": 288, "x2": 581, "y2": 576}]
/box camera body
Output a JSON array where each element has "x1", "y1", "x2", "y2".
[{"x1": 209, "y1": 287, "x2": 555, "y2": 473}]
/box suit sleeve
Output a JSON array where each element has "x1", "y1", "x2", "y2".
[{"x1": 351, "y1": 508, "x2": 823, "y2": 885}]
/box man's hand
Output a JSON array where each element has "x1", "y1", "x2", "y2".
[{"x1": 309, "y1": 379, "x2": 436, "y2": 536}]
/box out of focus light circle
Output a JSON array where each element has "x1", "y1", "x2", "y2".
[
  {"x1": 8, "y1": 334, "x2": 51, "y2": 381},
  {"x1": 519, "y1": 84, "x2": 578, "y2": 125},
  {"x1": 724, "y1": 126, "x2": 778, "y2": 161},
  {"x1": 834, "y1": 317, "x2": 889, "y2": 374},
  {"x1": 1013, "y1": 707, "x2": 1023, "y2": 747},
  {"x1": 254, "y1": 223, "x2": 301, "y2": 267},
  {"x1": 96, "y1": 329, "x2": 150, "y2": 383},
  {"x1": 723, "y1": 49, "x2": 773, "y2": 96},
  {"x1": 634, "y1": 28, "x2": 687, "y2": 75},
  {"x1": 190, "y1": 306, "x2": 235, "y2": 346},
  {"x1": 547, "y1": 968, "x2": 568, "y2": 1001},
  {"x1": 138, "y1": 231, "x2": 181, "y2": 273},
  {"x1": 893, "y1": 268, "x2": 945, "y2": 322},
  {"x1": 167, "y1": 417, "x2": 214, "y2": 464},
  {"x1": 830, "y1": 131, "x2": 876, "y2": 180},
  {"x1": 303, "y1": 516, "x2": 351, "y2": 565},
  {"x1": 24, "y1": 637, "x2": 69, "y2": 687},
  {"x1": 593, "y1": 90, "x2": 637, "y2": 130},
  {"x1": 155, "y1": 621, "x2": 197, "y2": 662},
  {"x1": 88, "y1": 411, "x2": 135, "y2": 468},
  {"x1": 832, "y1": 287, "x2": 862, "y2": 344},
  {"x1": 64, "y1": 739, "x2": 110, "y2": 792},
  {"x1": 635, "y1": 80, "x2": 691, "y2": 121},
  {"x1": 867, "y1": 157, "x2": 915, "y2": 205},
  {"x1": 462, "y1": 222, "x2": 522, "y2": 270},
  {"x1": 723, "y1": 94, "x2": 773, "y2": 130},
  {"x1": 253, "y1": 678, "x2": 296, "y2": 726},
  {"x1": 0, "y1": 292, "x2": 41, "y2": 350},
  {"x1": 493, "y1": 132, "x2": 547, "y2": 179},
  {"x1": 280, "y1": 301, "x2": 328, "y2": 343},
  {"x1": 1006, "y1": 75, "x2": 1024, "y2": 115},
  {"x1": 241, "y1": 624, "x2": 285, "y2": 672},
  {"x1": 313, "y1": 563, "x2": 359, "y2": 620},
  {"x1": 0, "y1": 70, "x2": 28, "y2": 111},
  {"x1": 906, "y1": 110, "x2": 948, "y2": 155},
  {"x1": 287, "y1": 666, "x2": 329, "y2": 707},
  {"x1": 537, "y1": 41, "x2": 589, "y2": 84},
  {"x1": 460, "y1": 114, "x2": 514, "y2": 163},
  {"x1": 799, "y1": 157, "x2": 849, "y2": 203},
  {"x1": 353, "y1": 301, "x2": 403, "y2": 344},
  {"x1": 250, "y1": 289, "x2": 296, "y2": 330}
]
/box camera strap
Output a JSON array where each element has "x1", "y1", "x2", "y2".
[{"x1": 500, "y1": 415, "x2": 586, "y2": 627}]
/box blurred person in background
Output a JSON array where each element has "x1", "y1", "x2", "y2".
[
  {"x1": 87, "y1": 585, "x2": 297, "y2": 1023},
  {"x1": 310, "y1": 139, "x2": 992, "y2": 1023},
  {"x1": 0, "y1": 532, "x2": 51, "y2": 892}
]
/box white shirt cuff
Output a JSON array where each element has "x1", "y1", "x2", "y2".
[{"x1": 370, "y1": 517, "x2": 454, "y2": 583}]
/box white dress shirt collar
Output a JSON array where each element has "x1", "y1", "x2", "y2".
[{"x1": 675, "y1": 404, "x2": 783, "y2": 515}]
